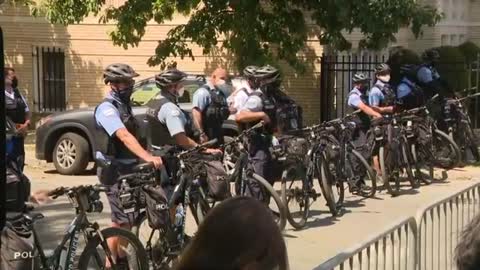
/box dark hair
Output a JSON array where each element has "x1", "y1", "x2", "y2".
[
  {"x1": 175, "y1": 197, "x2": 288, "y2": 270},
  {"x1": 4, "y1": 67, "x2": 15, "y2": 75},
  {"x1": 455, "y1": 213, "x2": 480, "y2": 270}
]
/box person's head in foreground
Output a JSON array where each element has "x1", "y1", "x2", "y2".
[
  {"x1": 175, "y1": 196, "x2": 289, "y2": 270},
  {"x1": 456, "y1": 213, "x2": 480, "y2": 270}
]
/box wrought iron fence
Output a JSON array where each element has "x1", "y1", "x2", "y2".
[
  {"x1": 315, "y1": 182, "x2": 480, "y2": 270},
  {"x1": 319, "y1": 53, "x2": 480, "y2": 128}
]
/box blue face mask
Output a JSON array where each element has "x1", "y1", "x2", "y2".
[{"x1": 216, "y1": 80, "x2": 232, "y2": 98}]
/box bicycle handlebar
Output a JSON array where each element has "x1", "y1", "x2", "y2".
[
  {"x1": 221, "y1": 121, "x2": 265, "y2": 148},
  {"x1": 176, "y1": 138, "x2": 218, "y2": 159},
  {"x1": 47, "y1": 184, "x2": 109, "y2": 199}
]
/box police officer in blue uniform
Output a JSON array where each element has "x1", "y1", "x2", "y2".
[
  {"x1": 369, "y1": 63, "x2": 397, "y2": 114},
  {"x1": 191, "y1": 68, "x2": 231, "y2": 145},
  {"x1": 416, "y1": 49, "x2": 453, "y2": 99},
  {"x1": 145, "y1": 69, "x2": 221, "y2": 154},
  {"x1": 5, "y1": 67, "x2": 31, "y2": 172},
  {"x1": 347, "y1": 73, "x2": 381, "y2": 189},
  {"x1": 397, "y1": 64, "x2": 426, "y2": 110},
  {"x1": 236, "y1": 65, "x2": 281, "y2": 201},
  {"x1": 94, "y1": 63, "x2": 162, "y2": 266}
]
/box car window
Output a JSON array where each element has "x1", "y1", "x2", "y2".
[
  {"x1": 178, "y1": 84, "x2": 203, "y2": 104},
  {"x1": 131, "y1": 82, "x2": 160, "y2": 106},
  {"x1": 130, "y1": 81, "x2": 204, "y2": 106}
]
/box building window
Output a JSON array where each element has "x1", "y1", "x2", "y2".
[
  {"x1": 451, "y1": 34, "x2": 458, "y2": 46},
  {"x1": 459, "y1": 34, "x2": 466, "y2": 44},
  {"x1": 33, "y1": 46, "x2": 66, "y2": 112},
  {"x1": 441, "y1": 35, "x2": 449, "y2": 46}
]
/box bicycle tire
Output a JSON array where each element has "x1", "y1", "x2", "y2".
[
  {"x1": 320, "y1": 134, "x2": 345, "y2": 207},
  {"x1": 77, "y1": 227, "x2": 149, "y2": 270},
  {"x1": 251, "y1": 173, "x2": 287, "y2": 231},
  {"x1": 190, "y1": 196, "x2": 211, "y2": 226},
  {"x1": 464, "y1": 124, "x2": 480, "y2": 162},
  {"x1": 411, "y1": 144, "x2": 433, "y2": 185},
  {"x1": 433, "y1": 129, "x2": 461, "y2": 169},
  {"x1": 401, "y1": 137, "x2": 419, "y2": 189},
  {"x1": 281, "y1": 166, "x2": 309, "y2": 230},
  {"x1": 318, "y1": 155, "x2": 339, "y2": 216},
  {"x1": 350, "y1": 149, "x2": 377, "y2": 198},
  {"x1": 380, "y1": 146, "x2": 400, "y2": 196}
]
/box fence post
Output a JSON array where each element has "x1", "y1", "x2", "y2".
[
  {"x1": 320, "y1": 54, "x2": 327, "y2": 122},
  {"x1": 476, "y1": 53, "x2": 480, "y2": 128}
]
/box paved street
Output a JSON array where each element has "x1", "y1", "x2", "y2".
[{"x1": 23, "y1": 147, "x2": 480, "y2": 270}]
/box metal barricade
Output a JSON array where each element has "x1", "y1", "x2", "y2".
[
  {"x1": 415, "y1": 183, "x2": 480, "y2": 270},
  {"x1": 315, "y1": 217, "x2": 417, "y2": 270},
  {"x1": 315, "y1": 182, "x2": 480, "y2": 270}
]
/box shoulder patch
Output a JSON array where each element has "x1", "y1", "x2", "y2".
[{"x1": 171, "y1": 109, "x2": 181, "y2": 117}]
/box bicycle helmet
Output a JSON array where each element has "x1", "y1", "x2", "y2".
[
  {"x1": 256, "y1": 65, "x2": 281, "y2": 83},
  {"x1": 375, "y1": 63, "x2": 391, "y2": 75},
  {"x1": 103, "y1": 63, "x2": 139, "y2": 84},
  {"x1": 399, "y1": 64, "x2": 416, "y2": 75},
  {"x1": 243, "y1": 65, "x2": 259, "y2": 78},
  {"x1": 352, "y1": 73, "x2": 369, "y2": 83},
  {"x1": 155, "y1": 69, "x2": 187, "y2": 88},
  {"x1": 421, "y1": 49, "x2": 440, "y2": 62}
]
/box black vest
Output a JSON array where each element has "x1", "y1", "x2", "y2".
[
  {"x1": 145, "y1": 95, "x2": 195, "y2": 148},
  {"x1": 94, "y1": 98, "x2": 138, "y2": 159},
  {"x1": 201, "y1": 84, "x2": 229, "y2": 142},
  {"x1": 375, "y1": 82, "x2": 396, "y2": 107},
  {"x1": 347, "y1": 88, "x2": 370, "y2": 128},
  {"x1": 242, "y1": 91, "x2": 277, "y2": 134},
  {"x1": 5, "y1": 88, "x2": 27, "y2": 124}
]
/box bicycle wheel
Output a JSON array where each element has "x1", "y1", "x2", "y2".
[
  {"x1": 281, "y1": 166, "x2": 310, "y2": 230},
  {"x1": 350, "y1": 149, "x2": 377, "y2": 198},
  {"x1": 465, "y1": 125, "x2": 480, "y2": 162},
  {"x1": 400, "y1": 137, "x2": 419, "y2": 189},
  {"x1": 317, "y1": 155, "x2": 340, "y2": 216},
  {"x1": 318, "y1": 135, "x2": 345, "y2": 207},
  {"x1": 433, "y1": 129, "x2": 461, "y2": 169},
  {"x1": 411, "y1": 143, "x2": 433, "y2": 185},
  {"x1": 250, "y1": 173, "x2": 287, "y2": 231},
  {"x1": 189, "y1": 196, "x2": 211, "y2": 226},
  {"x1": 379, "y1": 146, "x2": 400, "y2": 196},
  {"x1": 78, "y1": 227, "x2": 149, "y2": 270}
]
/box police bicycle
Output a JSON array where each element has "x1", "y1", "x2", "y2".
[
  {"x1": 443, "y1": 89, "x2": 480, "y2": 164},
  {"x1": 326, "y1": 112, "x2": 377, "y2": 199},
  {"x1": 4, "y1": 184, "x2": 148, "y2": 270},
  {"x1": 370, "y1": 112, "x2": 419, "y2": 196},
  {"x1": 400, "y1": 99, "x2": 461, "y2": 183},
  {"x1": 278, "y1": 123, "x2": 344, "y2": 230},
  {"x1": 221, "y1": 122, "x2": 288, "y2": 231},
  {"x1": 107, "y1": 140, "x2": 220, "y2": 269}
]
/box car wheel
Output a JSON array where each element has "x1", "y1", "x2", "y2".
[{"x1": 53, "y1": 132, "x2": 90, "y2": 175}]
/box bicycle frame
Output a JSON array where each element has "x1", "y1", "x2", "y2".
[{"x1": 31, "y1": 206, "x2": 103, "y2": 270}]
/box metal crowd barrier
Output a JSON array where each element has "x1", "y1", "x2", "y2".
[{"x1": 315, "y1": 182, "x2": 480, "y2": 270}]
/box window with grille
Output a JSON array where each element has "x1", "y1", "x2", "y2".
[{"x1": 33, "y1": 46, "x2": 66, "y2": 112}]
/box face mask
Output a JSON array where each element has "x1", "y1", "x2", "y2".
[
  {"x1": 12, "y1": 77, "x2": 18, "y2": 89},
  {"x1": 378, "y1": 75, "x2": 391, "y2": 83},
  {"x1": 116, "y1": 85, "x2": 134, "y2": 103},
  {"x1": 216, "y1": 80, "x2": 232, "y2": 98}
]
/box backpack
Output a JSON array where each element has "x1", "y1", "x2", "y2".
[
  {"x1": 6, "y1": 157, "x2": 31, "y2": 213},
  {"x1": 201, "y1": 158, "x2": 231, "y2": 201},
  {"x1": 1, "y1": 217, "x2": 36, "y2": 270}
]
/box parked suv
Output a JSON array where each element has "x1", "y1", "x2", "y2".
[{"x1": 35, "y1": 75, "x2": 239, "y2": 175}]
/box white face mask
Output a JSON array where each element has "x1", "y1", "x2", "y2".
[{"x1": 378, "y1": 74, "x2": 391, "y2": 83}]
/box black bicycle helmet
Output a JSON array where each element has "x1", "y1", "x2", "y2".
[
  {"x1": 155, "y1": 69, "x2": 187, "y2": 88},
  {"x1": 375, "y1": 63, "x2": 391, "y2": 75},
  {"x1": 103, "y1": 63, "x2": 139, "y2": 84},
  {"x1": 243, "y1": 65, "x2": 259, "y2": 78},
  {"x1": 421, "y1": 49, "x2": 440, "y2": 62},
  {"x1": 256, "y1": 65, "x2": 281, "y2": 83},
  {"x1": 399, "y1": 64, "x2": 416, "y2": 75},
  {"x1": 352, "y1": 73, "x2": 369, "y2": 83}
]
